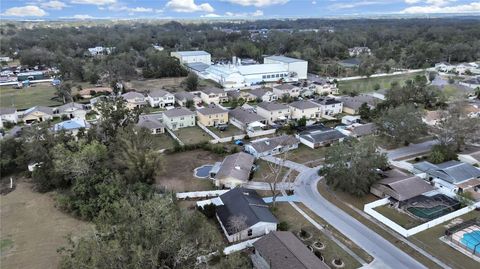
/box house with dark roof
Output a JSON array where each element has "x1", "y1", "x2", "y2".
[
  {"x1": 349, "y1": 122, "x2": 377, "y2": 137},
  {"x1": 338, "y1": 94, "x2": 380, "y2": 115},
  {"x1": 210, "y1": 152, "x2": 255, "y2": 188},
  {"x1": 196, "y1": 104, "x2": 228, "y2": 127},
  {"x1": 175, "y1": 91, "x2": 201, "y2": 107},
  {"x1": 216, "y1": 188, "x2": 278, "y2": 242},
  {"x1": 136, "y1": 114, "x2": 165, "y2": 134},
  {"x1": 162, "y1": 107, "x2": 195, "y2": 131},
  {"x1": 245, "y1": 135, "x2": 299, "y2": 158},
  {"x1": 55, "y1": 102, "x2": 87, "y2": 120},
  {"x1": 22, "y1": 106, "x2": 54, "y2": 124},
  {"x1": 314, "y1": 97, "x2": 343, "y2": 116},
  {"x1": 297, "y1": 125, "x2": 346, "y2": 149},
  {"x1": 229, "y1": 107, "x2": 267, "y2": 132},
  {"x1": 146, "y1": 89, "x2": 175, "y2": 108},
  {"x1": 256, "y1": 102, "x2": 290, "y2": 124},
  {"x1": 413, "y1": 160, "x2": 480, "y2": 195},
  {"x1": 252, "y1": 231, "x2": 329, "y2": 269},
  {"x1": 370, "y1": 169, "x2": 435, "y2": 202}
]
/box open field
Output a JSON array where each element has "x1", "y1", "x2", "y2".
[
  {"x1": 207, "y1": 125, "x2": 244, "y2": 138},
  {"x1": 338, "y1": 72, "x2": 423, "y2": 94},
  {"x1": 173, "y1": 126, "x2": 211, "y2": 145},
  {"x1": 0, "y1": 180, "x2": 92, "y2": 269},
  {"x1": 155, "y1": 150, "x2": 223, "y2": 192},
  {"x1": 410, "y1": 211, "x2": 480, "y2": 269},
  {"x1": 272, "y1": 203, "x2": 362, "y2": 269},
  {"x1": 316, "y1": 181, "x2": 452, "y2": 269},
  {"x1": 374, "y1": 205, "x2": 424, "y2": 229},
  {"x1": 151, "y1": 134, "x2": 176, "y2": 150},
  {"x1": 125, "y1": 77, "x2": 186, "y2": 92},
  {"x1": 286, "y1": 145, "x2": 327, "y2": 165},
  {"x1": 1, "y1": 84, "x2": 60, "y2": 109}
]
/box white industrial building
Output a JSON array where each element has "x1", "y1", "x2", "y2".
[
  {"x1": 264, "y1": 55, "x2": 308, "y2": 79},
  {"x1": 170, "y1": 50, "x2": 211, "y2": 65}
]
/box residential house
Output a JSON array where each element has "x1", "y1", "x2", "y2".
[
  {"x1": 297, "y1": 125, "x2": 346, "y2": 149},
  {"x1": 288, "y1": 100, "x2": 321, "y2": 120},
  {"x1": 435, "y1": 62, "x2": 454, "y2": 72},
  {"x1": 53, "y1": 119, "x2": 89, "y2": 136},
  {"x1": 413, "y1": 161, "x2": 480, "y2": 196},
  {"x1": 146, "y1": 89, "x2": 175, "y2": 108},
  {"x1": 0, "y1": 107, "x2": 18, "y2": 128},
  {"x1": 216, "y1": 188, "x2": 278, "y2": 242},
  {"x1": 196, "y1": 104, "x2": 228, "y2": 127},
  {"x1": 349, "y1": 122, "x2": 377, "y2": 137},
  {"x1": 121, "y1": 91, "x2": 147, "y2": 110},
  {"x1": 175, "y1": 91, "x2": 201, "y2": 107},
  {"x1": 348, "y1": 47, "x2": 371, "y2": 57},
  {"x1": 341, "y1": 115, "x2": 361, "y2": 125},
  {"x1": 229, "y1": 107, "x2": 267, "y2": 132},
  {"x1": 56, "y1": 102, "x2": 87, "y2": 120},
  {"x1": 370, "y1": 169, "x2": 435, "y2": 202},
  {"x1": 210, "y1": 152, "x2": 255, "y2": 188},
  {"x1": 200, "y1": 88, "x2": 228, "y2": 104},
  {"x1": 227, "y1": 90, "x2": 256, "y2": 102},
  {"x1": 314, "y1": 97, "x2": 343, "y2": 116},
  {"x1": 273, "y1": 84, "x2": 300, "y2": 98},
  {"x1": 256, "y1": 102, "x2": 290, "y2": 125},
  {"x1": 338, "y1": 94, "x2": 380, "y2": 115},
  {"x1": 458, "y1": 147, "x2": 480, "y2": 166},
  {"x1": 136, "y1": 114, "x2": 165, "y2": 134},
  {"x1": 162, "y1": 107, "x2": 196, "y2": 131},
  {"x1": 252, "y1": 231, "x2": 329, "y2": 269},
  {"x1": 250, "y1": 88, "x2": 278, "y2": 102},
  {"x1": 245, "y1": 135, "x2": 299, "y2": 158},
  {"x1": 22, "y1": 106, "x2": 54, "y2": 124},
  {"x1": 312, "y1": 80, "x2": 338, "y2": 95}
]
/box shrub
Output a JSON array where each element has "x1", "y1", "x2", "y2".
[
  {"x1": 278, "y1": 221, "x2": 289, "y2": 231},
  {"x1": 198, "y1": 203, "x2": 216, "y2": 219}
]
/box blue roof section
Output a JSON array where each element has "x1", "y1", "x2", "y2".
[
  {"x1": 186, "y1": 62, "x2": 210, "y2": 72},
  {"x1": 414, "y1": 160, "x2": 480, "y2": 184},
  {"x1": 54, "y1": 119, "x2": 87, "y2": 131}
]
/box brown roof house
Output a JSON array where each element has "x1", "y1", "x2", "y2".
[
  {"x1": 252, "y1": 231, "x2": 329, "y2": 269},
  {"x1": 136, "y1": 114, "x2": 165, "y2": 135},
  {"x1": 210, "y1": 152, "x2": 255, "y2": 188},
  {"x1": 216, "y1": 188, "x2": 278, "y2": 242}
]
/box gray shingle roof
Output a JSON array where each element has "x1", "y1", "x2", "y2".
[
  {"x1": 257, "y1": 102, "x2": 289, "y2": 111},
  {"x1": 217, "y1": 188, "x2": 278, "y2": 235},
  {"x1": 56, "y1": 102, "x2": 85, "y2": 113},
  {"x1": 197, "y1": 104, "x2": 227, "y2": 116},
  {"x1": 351, "y1": 123, "x2": 376, "y2": 137},
  {"x1": 0, "y1": 107, "x2": 16, "y2": 115},
  {"x1": 137, "y1": 114, "x2": 164, "y2": 130},
  {"x1": 250, "y1": 88, "x2": 272, "y2": 98},
  {"x1": 229, "y1": 107, "x2": 265, "y2": 125},
  {"x1": 163, "y1": 107, "x2": 195, "y2": 118},
  {"x1": 148, "y1": 89, "x2": 171, "y2": 98},
  {"x1": 23, "y1": 106, "x2": 53, "y2": 116},
  {"x1": 275, "y1": 84, "x2": 297, "y2": 90},
  {"x1": 201, "y1": 87, "x2": 224, "y2": 95},
  {"x1": 122, "y1": 91, "x2": 145, "y2": 100},
  {"x1": 248, "y1": 135, "x2": 299, "y2": 154},
  {"x1": 372, "y1": 170, "x2": 435, "y2": 201},
  {"x1": 174, "y1": 91, "x2": 194, "y2": 101},
  {"x1": 215, "y1": 152, "x2": 255, "y2": 183},
  {"x1": 299, "y1": 128, "x2": 346, "y2": 144},
  {"x1": 289, "y1": 100, "x2": 320, "y2": 110},
  {"x1": 414, "y1": 161, "x2": 480, "y2": 184},
  {"x1": 253, "y1": 231, "x2": 329, "y2": 269},
  {"x1": 339, "y1": 94, "x2": 379, "y2": 110}
]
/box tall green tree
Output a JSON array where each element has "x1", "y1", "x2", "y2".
[{"x1": 184, "y1": 72, "x2": 199, "y2": 92}]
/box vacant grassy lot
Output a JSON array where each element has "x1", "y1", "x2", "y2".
[
  {"x1": 207, "y1": 125, "x2": 244, "y2": 138},
  {"x1": 374, "y1": 205, "x2": 424, "y2": 229},
  {"x1": 173, "y1": 126, "x2": 211, "y2": 145},
  {"x1": 286, "y1": 145, "x2": 327, "y2": 165},
  {"x1": 410, "y1": 211, "x2": 480, "y2": 269},
  {"x1": 338, "y1": 72, "x2": 423, "y2": 94},
  {"x1": 125, "y1": 77, "x2": 186, "y2": 92},
  {"x1": 272, "y1": 203, "x2": 361, "y2": 269},
  {"x1": 0, "y1": 181, "x2": 91, "y2": 269},
  {"x1": 151, "y1": 134, "x2": 176, "y2": 150},
  {"x1": 155, "y1": 150, "x2": 223, "y2": 192},
  {"x1": 1, "y1": 84, "x2": 60, "y2": 109}
]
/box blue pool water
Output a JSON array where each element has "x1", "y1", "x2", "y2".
[
  {"x1": 460, "y1": 230, "x2": 480, "y2": 252},
  {"x1": 195, "y1": 165, "x2": 213, "y2": 178}
]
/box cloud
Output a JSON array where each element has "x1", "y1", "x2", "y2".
[
  {"x1": 166, "y1": 0, "x2": 214, "y2": 13},
  {"x1": 329, "y1": 1, "x2": 386, "y2": 9},
  {"x1": 107, "y1": 4, "x2": 154, "y2": 13},
  {"x1": 39, "y1": 1, "x2": 67, "y2": 10},
  {"x1": 70, "y1": 0, "x2": 116, "y2": 5},
  {"x1": 312, "y1": 1, "x2": 317, "y2": 4},
  {"x1": 2, "y1": 6, "x2": 47, "y2": 17},
  {"x1": 72, "y1": 14, "x2": 94, "y2": 19},
  {"x1": 202, "y1": 9, "x2": 263, "y2": 17},
  {"x1": 405, "y1": 0, "x2": 456, "y2": 5},
  {"x1": 223, "y1": 0, "x2": 288, "y2": 7},
  {"x1": 401, "y1": 2, "x2": 480, "y2": 13}
]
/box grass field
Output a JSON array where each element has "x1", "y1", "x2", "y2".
[
  {"x1": 338, "y1": 72, "x2": 424, "y2": 94},
  {"x1": 0, "y1": 84, "x2": 60, "y2": 109},
  {"x1": 374, "y1": 205, "x2": 424, "y2": 229},
  {"x1": 0, "y1": 180, "x2": 92, "y2": 269},
  {"x1": 173, "y1": 126, "x2": 211, "y2": 145},
  {"x1": 286, "y1": 145, "x2": 327, "y2": 165},
  {"x1": 207, "y1": 124, "x2": 244, "y2": 138},
  {"x1": 151, "y1": 134, "x2": 176, "y2": 150},
  {"x1": 155, "y1": 150, "x2": 222, "y2": 192},
  {"x1": 125, "y1": 77, "x2": 186, "y2": 92},
  {"x1": 272, "y1": 203, "x2": 362, "y2": 269}
]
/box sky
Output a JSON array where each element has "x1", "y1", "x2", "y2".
[{"x1": 0, "y1": 0, "x2": 479, "y2": 20}]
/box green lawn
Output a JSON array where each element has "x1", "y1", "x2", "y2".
[
  {"x1": 126, "y1": 77, "x2": 186, "y2": 92},
  {"x1": 207, "y1": 124, "x2": 244, "y2": 138},
  {"x1": 338, "y1": 72, "x2": 424, "y2": 94},
  {"x1": 286, "y1": 145, "x2": 327, "y2": 165},
  {"x1": 1, "y1": 84, "x2": 60, "y2": 109},
  {"x1": 251, "y1": 159, "x2": 290, "y2": 182},
  {"x1": 272, "y1": 203, "x2": 362, "y2": 269},
  {"x1": 173, "y1": 126, "x2": 211, "y2": 145},
  {"x1": 374, "y1": 205, "x2": 424, "y2": 229},
  {"x1": 0, "y1": 238, "x2": 14, "y2": 253},
  {"x1": 151, "y1": 134, "x2": 176, "y2": 150}
]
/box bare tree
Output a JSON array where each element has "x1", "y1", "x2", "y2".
[{"x1": 228, "y1": 215, "x2": 248, "y2": 241}]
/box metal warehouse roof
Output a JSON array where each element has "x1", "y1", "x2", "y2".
[
  {"x1": 175, "y1": 50, "x2": 210, "y2": 56},
  {"x1": 265, "y1": 55, "x2": 306, "y2": 63},
  {"x1": 237, "y1": 64, "x2": 287, "y2": 75}
]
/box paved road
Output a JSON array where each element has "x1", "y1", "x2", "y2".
[
  {"x1": 294, "y1": 168, "x2": 427, "y2": 269},
  {"x1": 260, "y1": 156, "x2": 309, "y2": 172},
  {"x1": 243, "y1": 181, "x2": 294, "y2": 190},
  {"x1": 386, "y1": 140, "x2": 439, "y2": 161}
]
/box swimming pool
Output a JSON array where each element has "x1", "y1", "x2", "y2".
[
  {"x1": 194, "y1": 165, "x2": 213, "y2": 178},
  {"x1": 406, "y1": 205, "x2": 453, "y2": 220},
  {"x1": 460, "y1": 230, "x2": 480, "y2": 252}
]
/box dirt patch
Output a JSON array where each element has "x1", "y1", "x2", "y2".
[
  {"x1": 0, "y1": 180, "x2": 92, "y2": 269},
  {"x1": 155, "y1": 150, "x2": 224, "y2": 192}
]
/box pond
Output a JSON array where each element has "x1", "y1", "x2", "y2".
[{"x1": 194, "y1": 165, "x2": 213, "y2": 178}]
